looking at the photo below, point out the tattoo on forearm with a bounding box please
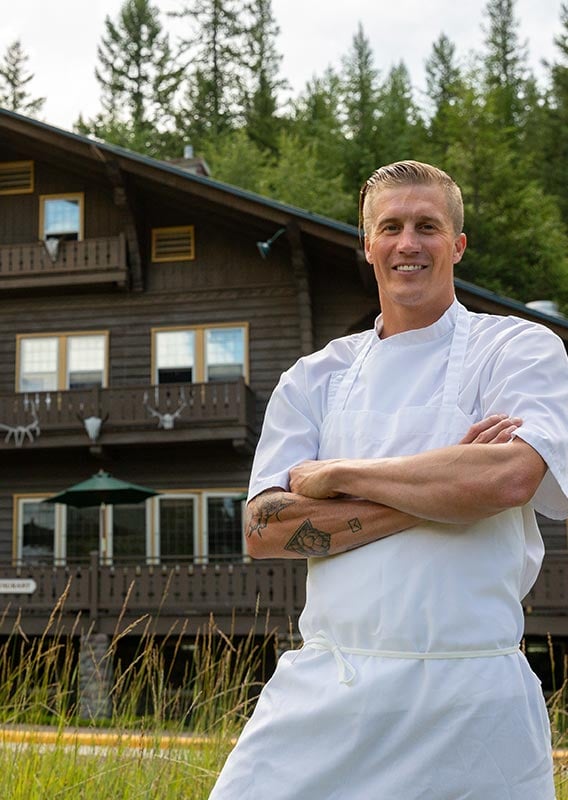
[284,519,331,556]
[247,494,295,538]
[348,517,362,533]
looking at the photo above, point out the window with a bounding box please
[66,506,99,561]
[155,495,199,561]
[0,160,34,195]
[152,226,195,262]
[204,493,244,561]
[16,498,55,564]
[39,193,84,242]
[156,330,195,383]
[153,324,247,384]
[17,332,108,392]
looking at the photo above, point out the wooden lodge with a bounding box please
[0,109,566,704]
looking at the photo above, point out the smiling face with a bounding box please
[364,183,467,337]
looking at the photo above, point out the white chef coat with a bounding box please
[210,299,568,800]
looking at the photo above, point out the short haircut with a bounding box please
[359,160,464,238]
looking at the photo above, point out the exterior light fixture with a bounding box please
[256,227,286,259]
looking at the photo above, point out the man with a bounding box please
[210,161,568,799]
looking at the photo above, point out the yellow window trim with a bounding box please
[0,160,34,195]
[151,225,195,263]
[151,322,249,384]
[15,330,110,392]
[38,192,85,241]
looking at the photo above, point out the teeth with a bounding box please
[395,265,424,272]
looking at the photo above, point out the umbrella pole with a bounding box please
[100,502,108,565]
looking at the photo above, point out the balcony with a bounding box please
[0,556,308,637]
[0,379,257,452]
[0,234,128,290]
[0,552,565,638]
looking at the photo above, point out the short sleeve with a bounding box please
[479,322,568,518]
[247,363,321,502]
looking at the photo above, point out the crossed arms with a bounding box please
[246,415,547,559]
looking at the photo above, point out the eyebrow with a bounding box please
[376,213,445,228]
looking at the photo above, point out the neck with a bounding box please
[379,299,455,339]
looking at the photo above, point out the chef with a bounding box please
[209,161,568,799]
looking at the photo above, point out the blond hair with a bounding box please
[359,160,464,238]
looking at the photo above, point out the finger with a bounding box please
[459,415,507,444]
[460,415,522,444]
[473,417,522,443]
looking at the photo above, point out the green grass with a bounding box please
[0,599,564,798]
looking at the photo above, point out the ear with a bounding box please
[364,235,373,264]
[452,233,467,265]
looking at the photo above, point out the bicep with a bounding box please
[248,372,321,500]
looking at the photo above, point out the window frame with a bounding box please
[16,330,110,392]
[39,192,85,241]
[151,323,249,385]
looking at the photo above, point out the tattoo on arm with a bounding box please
[247,493,295,538]
[284,519,331,557]
[348,517,362,533]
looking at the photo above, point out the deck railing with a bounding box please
[0,379,256,448]
[0,234,127,288]
[0,552,565,637]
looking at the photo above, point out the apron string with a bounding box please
[302,630,520,685]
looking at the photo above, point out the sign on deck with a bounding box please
[0,579,37,594]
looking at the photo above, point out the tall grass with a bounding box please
[0,584,277,798]
[0,590,565,798]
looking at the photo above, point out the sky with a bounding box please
[0,0,564,132]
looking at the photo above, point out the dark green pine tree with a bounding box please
[424,33,464,160]
[291,68,347,184]
[0,40,45,118]
[375,62,427,166]
[76,0,183,157]
[340,23,381,189]
[174,0,247,147]
[242,0,285,152]
[439,72,568,311]
[481,0,530,133]
[541,2,568,224]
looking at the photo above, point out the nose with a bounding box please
[397,225,420,253]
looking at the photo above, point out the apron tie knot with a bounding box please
[303,631,356,685]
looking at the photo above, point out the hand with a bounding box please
[459,414,522,445]
[289,459,342,499]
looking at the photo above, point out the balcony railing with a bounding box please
[0,552,565,638]
[0,555,308,636]
[0,379,257,450]
[0,234,128,289]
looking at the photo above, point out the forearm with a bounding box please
[246,490,418,559]
[317,440,546,524]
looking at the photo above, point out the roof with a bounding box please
[1,108,567,335]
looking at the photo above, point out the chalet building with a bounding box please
[0,109,566,709]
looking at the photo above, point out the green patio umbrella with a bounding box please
[45,470,160,562]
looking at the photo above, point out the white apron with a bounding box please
[210,304,555,800]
